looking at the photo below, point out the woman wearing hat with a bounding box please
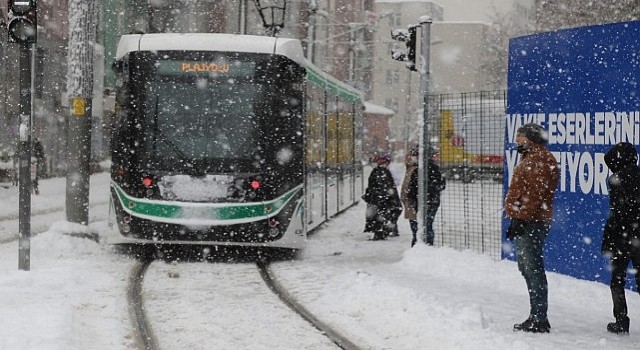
[362,154,402,240]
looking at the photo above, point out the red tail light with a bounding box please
[250,179,261,190]
[142,176,153,188]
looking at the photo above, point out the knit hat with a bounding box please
[377,154,391,164]
[517,123,547,144]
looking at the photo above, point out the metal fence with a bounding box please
[428,91,506,259]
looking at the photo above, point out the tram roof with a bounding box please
[115,33,306,67]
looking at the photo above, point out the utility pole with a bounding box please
[305,0,317,63]
[390,16,433,244]
[66,0,97,225]
[418,16,432,244]
[7,0,38,271]
[238,0,247,34]
[348,23,357,83]
[404,70,412,151]
[17,44,33,271]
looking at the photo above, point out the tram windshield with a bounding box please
[139,52,279,172]
[150,78,259,160]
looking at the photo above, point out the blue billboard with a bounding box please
[504,21,640,289]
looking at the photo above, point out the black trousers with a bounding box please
[610,244,640,320]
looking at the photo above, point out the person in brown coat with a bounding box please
[505,123,559,333]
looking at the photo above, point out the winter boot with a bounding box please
[607,316,629,334]
[513,317,550,333]
[371,231,386,241]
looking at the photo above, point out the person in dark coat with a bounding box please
[602,142,640,334]
[363,154,380,233]
[362,154,402,240]
[32,138,45,195]
[401,150,419,246]
[401,147,445,247]
[423,150,445,246]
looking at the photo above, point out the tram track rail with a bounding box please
[128,258,364,350]
[0,201,110,244]
[128,260,158,350]
[256,261,362,350]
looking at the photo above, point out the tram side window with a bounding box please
[337,98,354,167]
[326,95,339,168]
[353,103,364,165]
[305,83,325,169]
[112,58,134,163]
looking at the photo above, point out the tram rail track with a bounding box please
[0,201,110,244]
[128,258,364,350]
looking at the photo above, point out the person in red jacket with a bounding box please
[504,123,559,333]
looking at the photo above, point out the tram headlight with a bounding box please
[268,218,280,237]
[268,227,280,237]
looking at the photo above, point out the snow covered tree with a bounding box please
[534,0,640,32]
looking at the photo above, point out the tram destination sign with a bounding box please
[157,60,256,78]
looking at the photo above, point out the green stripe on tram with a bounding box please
[112,183,302,221]
[306,66,361,102]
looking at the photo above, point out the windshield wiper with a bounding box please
[153,96,203,175]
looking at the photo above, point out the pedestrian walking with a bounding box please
[601,142,640,334]
[363,154,379,234]
[388,157,403,237]
[362,154,402,240]
[504,123,559,333]
[401,149,419,246]
[401,147,445,246]
[32,138,45,195]
[423,148,445,246]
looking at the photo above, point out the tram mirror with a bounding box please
[112,61,124,73]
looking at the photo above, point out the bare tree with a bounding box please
[534,0,640,32]
[483,5,536,90]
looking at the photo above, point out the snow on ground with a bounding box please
[0,172,639,349]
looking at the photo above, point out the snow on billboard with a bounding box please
[504,21,640,289]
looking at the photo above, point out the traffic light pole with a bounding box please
[418,16,432,245]
[18,42,33,271]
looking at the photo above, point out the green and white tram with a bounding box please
[108,33,364,253]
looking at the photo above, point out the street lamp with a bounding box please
[252,0,287,36]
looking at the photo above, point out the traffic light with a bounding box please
[391,26,417,71]
[7,0,37,44]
